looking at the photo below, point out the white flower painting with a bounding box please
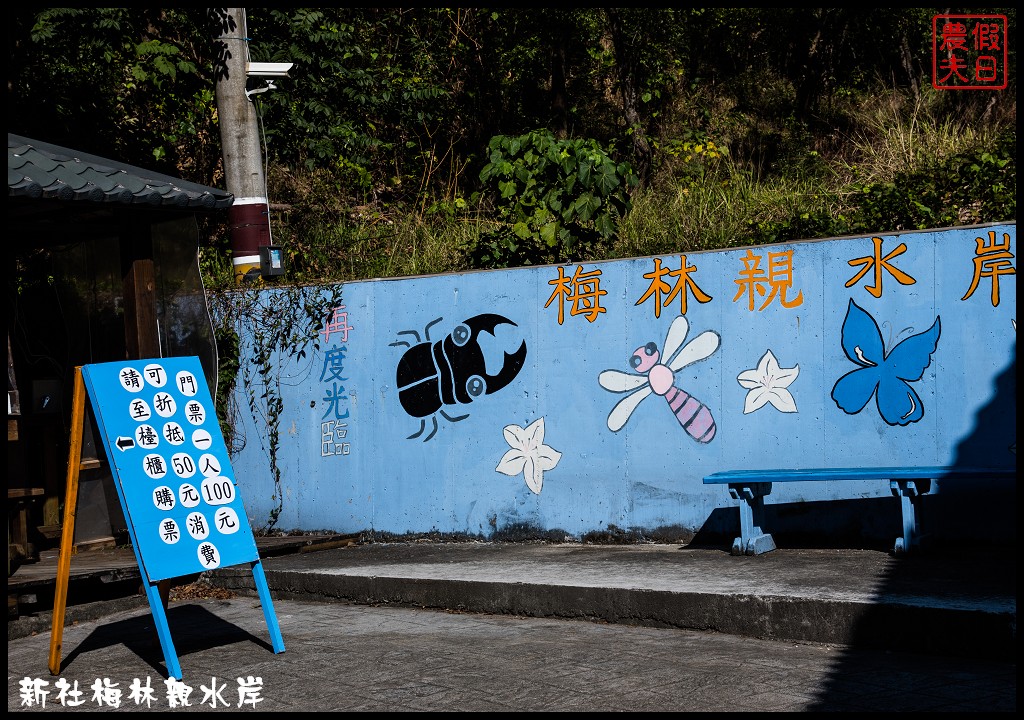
[737,349,799,414]
[496,417,562,494]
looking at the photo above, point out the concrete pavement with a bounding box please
[7,539,1017,711]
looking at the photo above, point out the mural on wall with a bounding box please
[831,299,941,426]
[737,350,800,414]
[223,224,1014,540]
[495,417,562,495]
[390,313,528,441]
[598,314,720,442]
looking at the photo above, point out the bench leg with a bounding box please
[728,482,776,555]
[890,479,932,553]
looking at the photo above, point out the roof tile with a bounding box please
[8,133,234,212]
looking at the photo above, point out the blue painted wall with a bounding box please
[224,224,1016,543]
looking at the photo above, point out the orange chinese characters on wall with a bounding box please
[961,230,1015,307]
[634,256,713,318]
[732,248,804,311]
[845,237,917,298]
[545,265,607,325]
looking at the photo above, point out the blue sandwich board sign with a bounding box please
[80,357,284,678]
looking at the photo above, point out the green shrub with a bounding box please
[473,130,640,267]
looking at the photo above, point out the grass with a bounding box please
[843,88,999,186]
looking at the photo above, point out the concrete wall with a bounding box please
[225,223,1016,545]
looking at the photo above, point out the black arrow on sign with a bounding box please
[116,436,135,451]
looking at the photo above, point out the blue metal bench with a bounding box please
[703,466,1015,556]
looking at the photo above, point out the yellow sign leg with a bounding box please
[48,367,86,675]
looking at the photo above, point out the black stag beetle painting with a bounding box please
[390,313,528,441]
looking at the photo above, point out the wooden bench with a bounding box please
[703,466,1015,556]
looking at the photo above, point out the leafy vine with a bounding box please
[208,283,344,531]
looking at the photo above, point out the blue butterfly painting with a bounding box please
[831,299,941,426]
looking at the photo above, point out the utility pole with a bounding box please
[212,7,270,285]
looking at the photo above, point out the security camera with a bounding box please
[246,62,294,78]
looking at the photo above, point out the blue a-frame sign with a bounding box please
[81,356,284,679]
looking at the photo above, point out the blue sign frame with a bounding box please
[81,356,283,678]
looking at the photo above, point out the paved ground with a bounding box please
[7,539,1017,712]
